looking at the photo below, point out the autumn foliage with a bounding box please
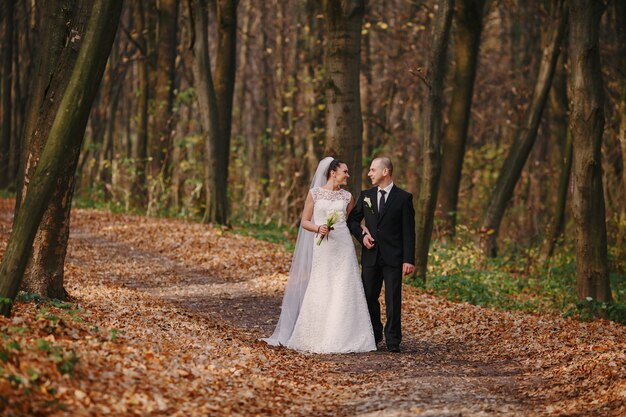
[0,200,624,415]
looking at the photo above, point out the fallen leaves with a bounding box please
[0,199,625,416]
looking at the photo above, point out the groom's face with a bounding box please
[368,161,385,186]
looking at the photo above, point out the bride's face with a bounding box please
[333,163,350,185]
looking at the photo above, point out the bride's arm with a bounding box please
[300,191,330,237]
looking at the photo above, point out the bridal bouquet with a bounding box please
[316,210,341,245]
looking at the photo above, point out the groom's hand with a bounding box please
[402,263,414,276]
[363,234,375,249]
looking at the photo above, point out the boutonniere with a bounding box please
[363,196,374,213]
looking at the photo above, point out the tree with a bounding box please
[187,0,236,225]
[213,0,238,224]
[436,0,487,238]
[0,1,14,189]
[616,1,626,210]
[541,54,572,265]
[479,0,567,257]
[322,0,365,194]
[150,0,179,180]
[414,0,455,281]
[0,0,123,316]
[15,1,92,298]
[567,0,611,303]
[188,0,221,224]
[131,0,151,207]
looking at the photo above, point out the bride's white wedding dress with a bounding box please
[285,187,376,354]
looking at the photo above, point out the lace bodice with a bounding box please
[310,187,351,226]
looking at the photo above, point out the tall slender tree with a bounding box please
[479,0,567,257]
[188,0,221,224]
[567,0,611,303]
[0,0,123,316]
[150,0,179,179]
[322,0,365,194]
[213,0,238,224]
[132,0,150,207]
[0,1,14,189]
[541,54,572,264]
[616,1,626,201]
[436,0,487,238]
[414,0,455,281]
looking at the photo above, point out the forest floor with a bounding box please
[0,198,625,416]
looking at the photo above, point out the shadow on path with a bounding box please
[69,226,530,416]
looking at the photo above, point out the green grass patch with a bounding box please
[230,220,297,251]
[416,227,626,325]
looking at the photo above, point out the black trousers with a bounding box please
[362,255,402,347]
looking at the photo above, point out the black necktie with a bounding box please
[379,189,386,216]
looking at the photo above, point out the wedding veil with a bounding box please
[261,156,334,346]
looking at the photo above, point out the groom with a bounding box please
[348,157,415,352]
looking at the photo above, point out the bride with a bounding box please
[262,157,376,353]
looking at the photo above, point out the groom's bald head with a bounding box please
[372,157,393,176]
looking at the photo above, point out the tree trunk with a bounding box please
[15,1,91,299]
[0,1,14,189]
[322,0,365,194]
[0,0,123,316]
[542,54,571,265]
[132,0,149,208]
[479,1,567,257]
[613,1,626,257]
[414,0,455,281]
[436,0,486,238]
[150,0,179,179]
[188,0,220,224]
[212,0,238,224]
[567,0,611,303]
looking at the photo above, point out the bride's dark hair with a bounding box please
[326,159,344,180]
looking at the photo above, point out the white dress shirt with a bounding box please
[377,182,394,209]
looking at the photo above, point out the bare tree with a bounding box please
[150,0,179,179]
[414,0,455,281]
[567,0,611,303]
[0,1,14,189]
[479,0,567,257]
[188,0,221,223]
[322,0,365,193]
[437,0,487,238]
[213,0,238,223]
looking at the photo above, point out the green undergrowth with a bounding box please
[230,221,296,251]
[409,225,626,325]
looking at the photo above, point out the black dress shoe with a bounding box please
[387,344,400,353]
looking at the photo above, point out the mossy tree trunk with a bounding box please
[0,0,123,316]
[15,1,92,299]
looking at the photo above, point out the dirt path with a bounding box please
[3,203,624,415]
[67,210,531,416]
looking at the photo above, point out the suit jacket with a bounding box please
[348,185,416,268]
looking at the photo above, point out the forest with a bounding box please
[0,0,625,415]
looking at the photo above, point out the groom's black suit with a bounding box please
[348,185,415,348]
